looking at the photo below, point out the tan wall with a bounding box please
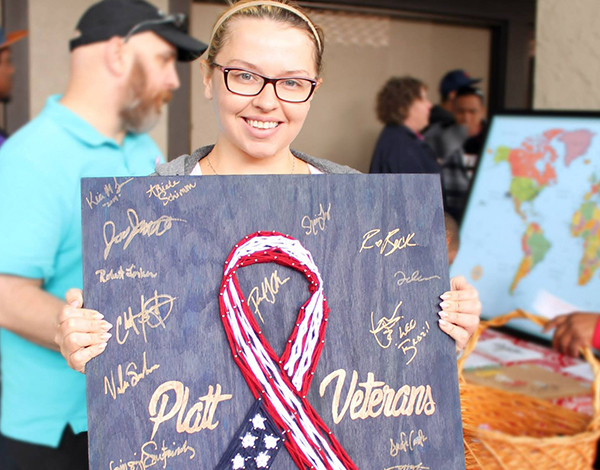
[534,0,600,110]
[28,0,169,156]
[190,4,491,172]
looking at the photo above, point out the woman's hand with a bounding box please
[543,312,600,357]
[438,276,481,352]
[55,288,112,373]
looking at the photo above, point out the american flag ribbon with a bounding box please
[217,232,357,470]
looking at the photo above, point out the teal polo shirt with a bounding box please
[0,95,163,447]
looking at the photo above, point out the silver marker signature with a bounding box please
[85,177,133,210]
[394,270,441,287]
[103,209,186,260]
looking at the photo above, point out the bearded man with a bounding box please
[0,27,27,146]
[0,1,206,468]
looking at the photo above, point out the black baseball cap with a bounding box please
[69,0,207,62]
[439,70,481,97]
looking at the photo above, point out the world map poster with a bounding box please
[452,113,600,338]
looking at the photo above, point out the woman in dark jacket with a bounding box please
[370,76,440,175]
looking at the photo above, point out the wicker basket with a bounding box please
[458,309,600,470]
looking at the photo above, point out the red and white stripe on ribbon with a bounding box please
[219,231,358,470]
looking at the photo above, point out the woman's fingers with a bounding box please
[442,287,479,303]
[59,317,110,336]
[65,288,84,308]
[56,307,108,346]
[438,318,470,351]
[450,275,469,288]
[438,311,479,351]
[440,276,481,351]
[57,303,102,325]
[55,300,111,374]
[63,330,112,353]
[440,298,482,317]
[443,277,480,309]
[69,343,108,374]
[439,311,480,332]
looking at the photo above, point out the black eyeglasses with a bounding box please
[213,63,318,103]
[123,13,187,43]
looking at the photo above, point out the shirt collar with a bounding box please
[399,124,421,140]
[41,95,128,148]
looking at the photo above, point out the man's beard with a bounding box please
[120,59,172,134]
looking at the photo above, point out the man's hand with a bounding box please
[543,312,600,357]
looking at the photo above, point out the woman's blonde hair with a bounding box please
[206,0,325,75]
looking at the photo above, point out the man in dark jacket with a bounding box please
[428,69,481,130]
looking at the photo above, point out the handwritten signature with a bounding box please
[398,321,431,365]
[301,203,331,235]
[382,464,430,470]
[248,270,291,323]
[104,351,160,400]
[146,180,197,207]
[390,430,428,456]
[85,177,133,210]
[370,302,404,349]
[394,270,440,287]
[360,229,417,256]
[115,291,176,345]
[109,439,196,470]
[95,264,158,283]
[370,302,432,365]
[103,209,186,260]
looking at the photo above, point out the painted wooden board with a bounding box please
[82,174,465,470]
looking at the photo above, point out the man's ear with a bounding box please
[104,36,130,77]
[200,59,214,100]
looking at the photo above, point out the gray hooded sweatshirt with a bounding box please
[154,145,360,176]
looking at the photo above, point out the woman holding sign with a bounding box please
[56,0,481,377]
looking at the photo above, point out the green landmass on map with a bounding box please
[570,177,600,285]
[493,146,510,163]
[509,223,551,293]
[510,177,540,206]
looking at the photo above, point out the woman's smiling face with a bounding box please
[203,17,320,161]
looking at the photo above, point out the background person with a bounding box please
[0,0,206,468]
[0,26,27,145]
[369,76,439,174]
[0,25,27,466]
[428,69,481,130]
[444,212,460,266]
[55,0,481,388]
[453,85,487,164]
[544,312,600,358]
[428,86,487,223]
